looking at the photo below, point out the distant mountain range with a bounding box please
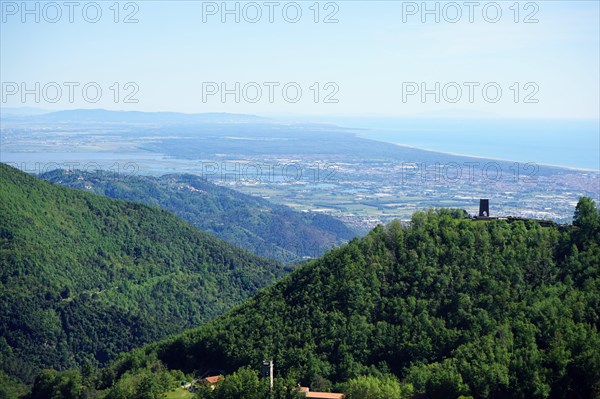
[41,169,357,263]
[0,108,267,124]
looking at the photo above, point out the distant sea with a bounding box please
[326,117,600,171]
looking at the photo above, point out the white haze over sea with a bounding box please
[304,117,599,172]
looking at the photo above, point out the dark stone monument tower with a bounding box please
[479,199,490,217]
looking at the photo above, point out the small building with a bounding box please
[202,375,223,389]
[299,387,344,399]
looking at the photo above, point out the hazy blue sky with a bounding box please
[1,1,599,118]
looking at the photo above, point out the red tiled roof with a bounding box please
[305,392,344,399]
[204,375,222,384]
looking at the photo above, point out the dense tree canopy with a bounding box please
[0,163,285,384]
[4,160,599,398]
[41,169,356,263]
[90,198,599,399]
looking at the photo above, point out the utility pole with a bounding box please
[262,359,274,391]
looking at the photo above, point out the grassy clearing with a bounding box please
[164,387,195,399]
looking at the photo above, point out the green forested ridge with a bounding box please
[4,159,599,398]
[41,169,356,263]
[69,199,598,399]
[0,163,286,384]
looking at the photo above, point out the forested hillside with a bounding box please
[41,169,356,263]
[0,163,286,384]
[66,199,599,399]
